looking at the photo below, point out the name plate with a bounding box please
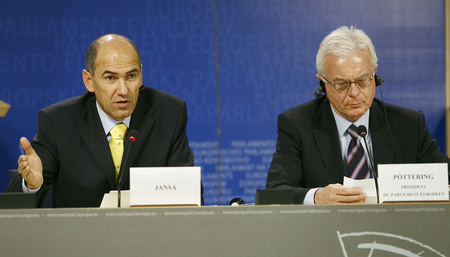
[130,167,201,206]
[378,163,449,203]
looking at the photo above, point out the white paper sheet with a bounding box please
[100,190,130,208]
[343,177,378,204]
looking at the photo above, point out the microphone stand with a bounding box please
[358,126,379,203]
[117,131,137,207]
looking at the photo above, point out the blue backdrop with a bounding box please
[0,0,445,205]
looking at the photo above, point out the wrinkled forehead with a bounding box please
[94,40,140,73]
[323,51,373,77]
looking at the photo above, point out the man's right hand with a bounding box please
[314,183,366,205]
[17,137,43,189]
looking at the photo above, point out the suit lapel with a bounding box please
[312,100,346,183]
[370,101,397,169]
[117,96,155,189]
[78,96,116,188]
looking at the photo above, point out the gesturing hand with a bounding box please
[17,137,43,189]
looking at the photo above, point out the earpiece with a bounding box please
[313,80,326,97]
[374,74,383,87]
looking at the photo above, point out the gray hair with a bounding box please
[316,26,378,76]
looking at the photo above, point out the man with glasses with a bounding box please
[266,26,449,205]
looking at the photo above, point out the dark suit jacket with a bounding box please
[6,86,201,207]
[266,96,450,204]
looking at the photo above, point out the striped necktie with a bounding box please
[346,124,370,179]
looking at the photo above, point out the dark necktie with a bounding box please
[346,124,370,179]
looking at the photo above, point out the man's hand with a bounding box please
[17,137,43,189]
[314,183,366,204]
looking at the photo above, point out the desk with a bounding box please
[0,203,448,256]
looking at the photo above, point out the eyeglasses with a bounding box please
[321,75,374,93]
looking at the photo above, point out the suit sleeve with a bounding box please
[167,101,194,167]
[31,108,59,207]
[266,112,310,204]
[4,175,23,192]
[416,112,450,183]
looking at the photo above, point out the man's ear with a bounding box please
[82,69,94,93]
[315,74,322,82]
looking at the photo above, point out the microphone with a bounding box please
[117,129,139,207]
[228,197,245,206]
[357,125,379,203]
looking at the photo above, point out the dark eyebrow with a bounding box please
[102,70,118,76]
[126,68,140,74]
[101,68,140,77]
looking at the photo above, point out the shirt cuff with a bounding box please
[22,179,40,193]
[303,188,320,205]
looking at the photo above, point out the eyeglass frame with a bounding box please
[320,73,375,93]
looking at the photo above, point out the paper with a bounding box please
[343,177,378,204]
[99,190,130,208]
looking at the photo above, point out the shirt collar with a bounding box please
[331,106,370,138]
[96,101,131,135]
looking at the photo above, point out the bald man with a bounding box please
[6,34,202,207]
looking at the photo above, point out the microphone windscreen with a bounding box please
[357,125,367,137]
[128,129,139,141]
